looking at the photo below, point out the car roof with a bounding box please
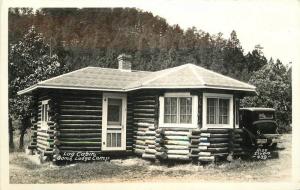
[240,107,275,112]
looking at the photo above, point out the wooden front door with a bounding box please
[102,93,127,151]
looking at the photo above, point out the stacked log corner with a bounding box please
[51,95,60,162]
[198,128,245,163]
[27,95,38,152]
[27,123,38,152]
[141,123,157,160]
[37,94,57,162]
[189,129,201,161]
[131,92,158,158]
[36,98,57,161]
[154,128,167,160]
[232,128,245,156]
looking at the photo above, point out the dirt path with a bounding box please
[9,134,292,184]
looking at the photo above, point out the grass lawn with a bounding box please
[9,134,292,184]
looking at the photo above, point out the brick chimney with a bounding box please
[117,54,132,71]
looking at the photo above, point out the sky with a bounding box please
[136,0,300,66]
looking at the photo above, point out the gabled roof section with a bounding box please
[17,67,150,95]
[125,64,256,91]
[18,63,256,95]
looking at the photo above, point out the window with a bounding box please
[159,93,198,128]
[41,100,49,129]
[258,112,274,120]
[41,101,49,122]
[164,97,192,124]
[106,132,121,147]
[107,98,122,125]
[203,93,233,128]
[206,98,229,124]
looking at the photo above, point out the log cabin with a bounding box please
[18,54,256,163]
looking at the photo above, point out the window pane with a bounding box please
[207,98,217,124]
[41,104,49,122]
[180,115,186,123]
[179,97,192,124]
[164,97,177,123]
[171,98,177,114]
[117,133,121,147]
[171,115,177,123]
[108,99,122,125]
[219,99,229,124]
[186,115,192,123]
[112,133,116,147]
[164,98,171,114]
[187,98,192,114]
[107,133,112,147]
[106,132,121,147]
[165,115,171,123]
[180,101,186,114]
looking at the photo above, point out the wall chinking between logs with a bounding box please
[53,90,103,159]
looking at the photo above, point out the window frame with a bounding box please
[202,93,233,128]
[102,92,127,151]
[107,98,122,126]
[159,92,198,128]
[41,100,49,130]
[235,98,240,128]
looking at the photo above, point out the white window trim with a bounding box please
[41,100,49,130]
[159,92,198,128]
[102,92,127,151]
[202,93,233,129]
[235,98,240,128]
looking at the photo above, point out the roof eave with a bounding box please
[17,84,38,95]
[18,84,125,95]
[125,85,256,93]
[18,84,256,95]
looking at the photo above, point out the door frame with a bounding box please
[101,92,127,151]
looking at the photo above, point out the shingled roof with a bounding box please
[18,63,256,95]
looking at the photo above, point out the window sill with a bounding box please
[159,123,198,128]
[203,124,233,129]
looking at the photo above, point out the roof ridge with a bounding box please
[195,64,256,89]
[188,63,206,85]
[140,64,189,86]
[86,66,152,73]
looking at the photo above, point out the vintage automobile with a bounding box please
[239,107,281,148]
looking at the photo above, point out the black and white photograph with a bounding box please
[1,0,299,189]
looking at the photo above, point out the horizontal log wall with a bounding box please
[30,88,247,163]
[55,91,103,154]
